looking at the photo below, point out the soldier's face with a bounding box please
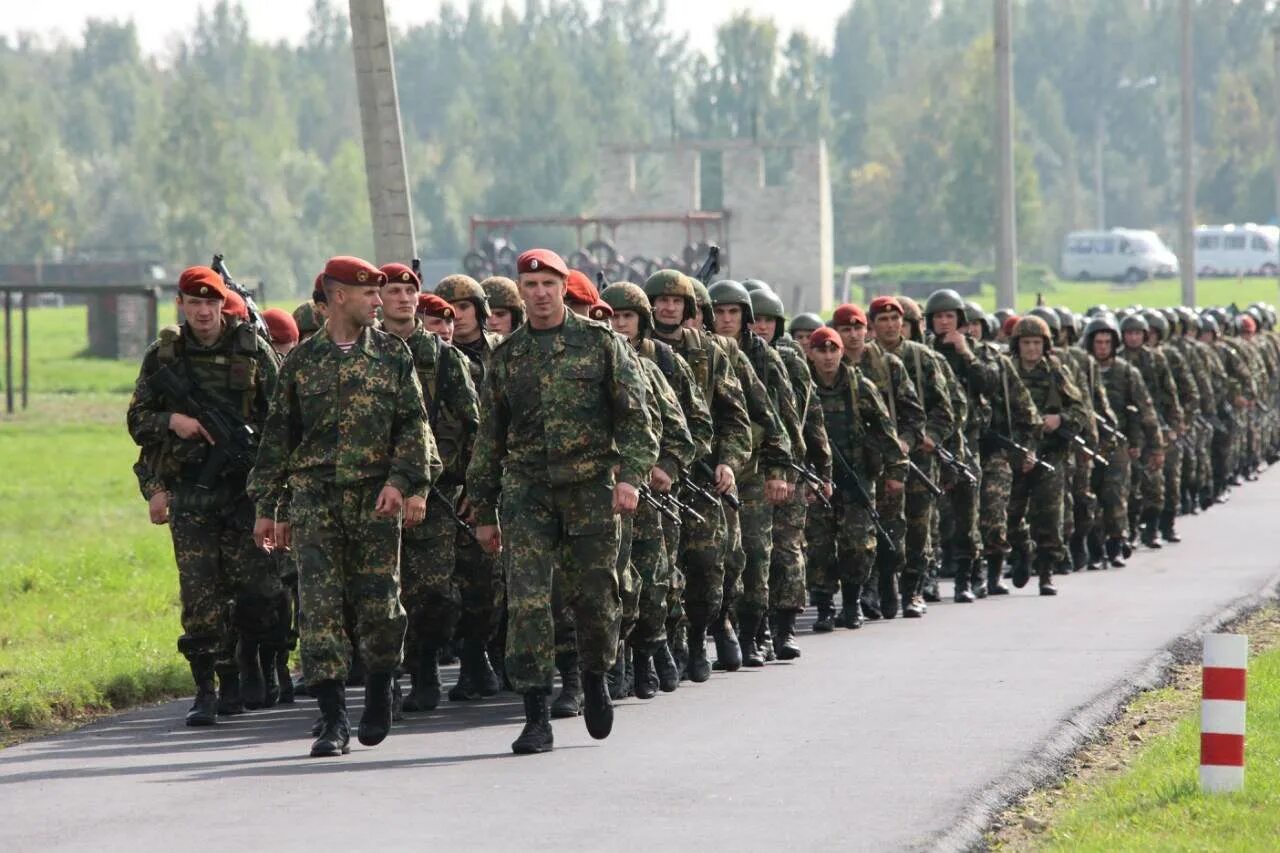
[178,295,224,339]
[487,307,514,336]
[1199,331,1215,344]
[451,299,480,339]
[653,295,685,327]
[1018,336,1044,364]
[381,282,417,324]
[334,285,382,327]
[713,304,743,337]
[750,317,775,339]
[931,311,958,336]
[518,271,567,328]
[1091,333,1115,361]
[874,311,902,344]
[610,310,641,341]
[794,328,813,352]
[968,321,984,339]
[1123,329,1146,350]
[423,314,454,342]
[836,323,866,353]
[811,343,843,379]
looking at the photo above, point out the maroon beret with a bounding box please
[178,266,229,301]
[262,308,300,345]
[417,293,455,320]
[516,248,569,278]
[323,256,386,288]
[379,262,420,290]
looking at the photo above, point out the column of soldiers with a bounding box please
[129,253,1280,758]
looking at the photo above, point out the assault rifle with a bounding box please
[211,253,268,337]
[660,489,706,524]
[790,462,832,508]
[1053,423,1109,466]
[428,488,477,542]
[935,445,978,488]
[602,482,684,525]
[692,245,720,284]
[829,444,896,555]
[693,459,742,511]
[907,458,943,497]
[148,364,259,491]
[985,431,1056,474]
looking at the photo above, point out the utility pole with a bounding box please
[1094,109,1106,229]
[349,0,416,264]
[994,0,1017,310]
[1272,26,1280,292]
[1179,0,1196,306]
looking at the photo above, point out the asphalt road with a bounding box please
[4,473,1280,852]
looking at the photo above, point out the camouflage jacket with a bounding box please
[813,361,907,485]
[391,320,478,489]
[933,335,1001,439]
[1096,357,1163,452]
[852,342,927,450]
[453,329,504,386]
[466,308,658,525]
[639,357,696,482]
[973,340,1040,447]
[877,336,957,447]
[1119,345,1184,433]
[1160,343,1201,433]
[634,336,715,464]
[776,336,832,480]
[1167,336,1218,416]
[658,327,753,475]
[1013,353,1088,454]
[719,333,792,481]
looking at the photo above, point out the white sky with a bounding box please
[1,1,851,58]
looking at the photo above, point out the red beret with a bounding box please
[565,270,599,306]
[1240,315,1257,333]
[379,262,420,290]
[589,300,613,321]
[1001,315,1020,337]
[516,248,569,278]
[221,289,249,321]
[178,266,229,301]
[262,307,299,345]
[417,292,455,320]
[311,273,327,304]
[809,326,844,351]
[868,296,903,319]
[323,256,386,288]
[832,303,867,328]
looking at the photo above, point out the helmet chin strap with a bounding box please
[654,319,682,335]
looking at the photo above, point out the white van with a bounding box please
[1194,224,1279,277]
[1061,228,1180,282]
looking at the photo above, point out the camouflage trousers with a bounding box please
[1096,441,1132,539]
[805,495,876,609]
[629,518,672,647]
[734,477,774,623]
[455,532,504,644]
[870,484,907,591]
[903,453,937,574]
[1008,450,1067,565]
[400,489,460,668]
[678,484,727,628]
[1131,447,1165,515]
[979,447,1014,556]
[1161,441,1182,515]
[169,495,288,662]
[940,451,981,561]
[768,491,808,613]
[1064,452,1097,542]
[501,473,621,692]
[291,482,407,685]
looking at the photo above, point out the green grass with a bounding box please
[0,305,140,396]
[1039,646,1280,850]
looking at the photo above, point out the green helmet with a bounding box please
[741,278,771,293]
[643,269,697,322]
[923,288,967,323]
[600,282,652,328]
[293,302,321,337]
[750,288,786,320]
[1010,315,1053,350]
[1119,313,1149,334]
[1027,306,1061,334]
[708,279,754,324]
[962,301,991,338]
[1198,313,1220,337]
[480,276,522,310]
[435,274,490,319]
[790,313,824,335]
[1082,314,1121,351]
[1143,309,1169,340]
[1055,307,1079,341]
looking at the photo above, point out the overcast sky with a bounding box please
[2,1,852,58]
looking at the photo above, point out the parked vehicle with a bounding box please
[1061,228,1179,282]
[1194,224,1279,277]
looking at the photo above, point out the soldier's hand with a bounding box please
[1235,395,1248,409]
[458,496,475,524]
[404,495,427,528]
[276,522,291,550]
[821,481,834,500]
[476,524,502,554]
[899,438,911,454]
[650,466,674,494]
[764,478,789,504]
[919,435,936,453]
[1043,414,1062,433]
[253,517,276,552]
[1128,447,1141,460]
[714,464,736,495]
[884,479,905,495]
[147,491,170,525]
[944,330,969,356]
[1020,454,1037,474]
[613,482,640,515]
[169,413,214,444]
[375,485,404,518]
[1150,452,1165,469]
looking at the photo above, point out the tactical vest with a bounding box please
[156,321,261,420]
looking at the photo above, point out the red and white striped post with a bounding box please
[1200,633,1248,792]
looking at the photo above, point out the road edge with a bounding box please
[923,571,1280,853]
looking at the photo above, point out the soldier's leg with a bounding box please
[1139,450,1165,547]
[834,503,876,627]
[736,478,773,665]
[342,486,407,677]
[1027,456,1066,594]
[876,489,907,617]
[980,449,1014,593]
[948,475,981,601]
[678,498,725,682]
[499,477,561,694]
[219,498,288,710]
[400,509,458,711]
[805,499,838,632]
[1069,456,1096,571]
[1160,442,1183,541]
[291,496,352,687]
[1006,465,1033,588]
[168,508,232,723]
[452,532,504,701]
[1099,441,1131,566]
[767,494,806,659]
[630,532,670,696]
[902,456,936,612]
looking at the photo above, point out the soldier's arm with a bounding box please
[1131,368,1163,451]
[126,347,171,447]
[1091,362,1118,426]
[1003,356,1043,444]
[673,356,715,462]
[250,343,281,427]
[860,377,907,482]
[710,353,753,474]
[1155,355,1184,430]
[937,354,968,437]
[441,344,481,483]
[768,350,806,465]
[650,367,696,478]
[608,333,660,489]
[1056,367,1089,435]
[888,357,926,448]
[803,386,833,481]
[736,351,791,478]
[247,355,300,519]
[920,351,957,444]
[465,356,510,526]
[387,351,438,500]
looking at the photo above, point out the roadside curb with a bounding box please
[924,571,1280,852]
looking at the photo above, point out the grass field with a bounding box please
[1033,643,1280,850]
[964,275,1280,314]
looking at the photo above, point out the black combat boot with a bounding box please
[216,664,244,715]
[607,642,629,701]
[447,638,476,702]
[259,644,281,708]
[901,572,926,618]
[922,564,942,603]
[1140,509,1163,549]
[357,671,394,747]
[812,596,836,633]
[1009,546,1032,589]
[712,610,742,672]
[970,559,988,599]
[986,554,1010,596]
[668,622,689,682]
[878,571,900,619]
[632,644,657,700]
[838,585,864,628]
[237,638,266,710]
[1037,559,1058,596]
[345,647,366,687]
[185,656,218,727]
[953,560,975,603]
[739,613,765,667]
[276,649,295,704]
[1159,510,1181,543]
[859,583,884,621]
[1105,537,1127,568]
[582,671,614,740]
[473,644,502,696]
[686,620,712,683]
[652,641,680,692]
[511,690,554,754]
[757,616,776,663]
[309,680,350,757]
[550,650,583,718]
[773,610,802,660]
[1069,533,1088,572]
[1085,529,1105,571]
[403,645,441,712]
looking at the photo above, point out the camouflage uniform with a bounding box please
[466,308,657,693]
[247,324,440,685]
[1151,313,1198,540]
[1118,325,1183,544]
